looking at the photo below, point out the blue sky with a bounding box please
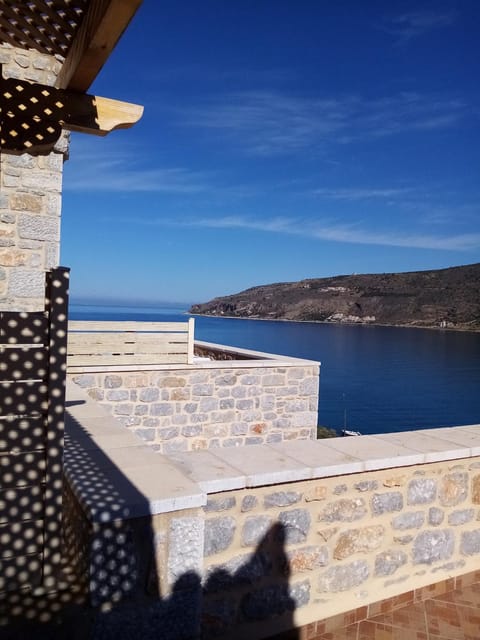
[61,1,480,305]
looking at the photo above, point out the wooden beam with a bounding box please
[56,0,143,92]
[1,73,143,152]
[64,94,144,136]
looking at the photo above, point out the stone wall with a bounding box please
[61,453,480,639]
[0,43,68,311]
[70,360,320,452]
[197,458,480,634]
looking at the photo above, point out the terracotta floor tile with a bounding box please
[424,600,466,640]
[368,602,427,633]
[315,622,359,640]
[358,620,427,639]
[433,583,480,609]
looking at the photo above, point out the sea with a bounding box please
[70,303,480,436]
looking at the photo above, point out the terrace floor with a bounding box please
[302,571,480,639]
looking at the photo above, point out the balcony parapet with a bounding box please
[63,381,480,638]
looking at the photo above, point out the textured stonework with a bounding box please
[70,362,320,451]
[0,43,68,311]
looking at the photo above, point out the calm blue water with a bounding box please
[70,304,480,435]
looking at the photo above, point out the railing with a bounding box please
[0,267,69,592]
[67,318,195,371]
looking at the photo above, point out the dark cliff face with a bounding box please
[190,263,480,330]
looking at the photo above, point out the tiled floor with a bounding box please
[314,581,480,640]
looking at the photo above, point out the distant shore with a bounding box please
[189,312,480,334]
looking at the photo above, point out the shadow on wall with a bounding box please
[1,401,300,640]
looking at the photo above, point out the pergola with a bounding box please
[0,0,143,153]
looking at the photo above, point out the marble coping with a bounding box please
[64,380,480,522]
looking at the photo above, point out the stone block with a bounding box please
[334,525,385,560]
[371,492,403,515]
[204,517,236,556]
[460,530,480,556]
[113,403,133,416]
[10,193,43,213]
[236,399,254,410]
[220,399,234,410]
[7,268,44,297]
[261,374,285,386]
[72,374,96,389]
[439,472,468,506]
[232,387,247,399]
[472,475,480,503]
[215,374,237,386]
[318,560,369,592]
[392,511,425,530]
[278,509,311,544]
[18,213,59,240]
[204,497,236,513]
[172,388,190,401]
[168,517,204,585]
[230,422,248,436]
[333,484,348,495]
[428,507,445,526]
[299,377,319,396]
[408,478,437,505]
[374,550,408,576]
[241,495,258,512]
[192,384,214,396]
[448,509,474,526]
[204,550,271,592]
[151,403,174,417]
[355,480,379,492]
[139,387,160,402]
[287,546,328,573]
[318,498,367,523]
[157,427,179,440]
[413,530,454,565]
[242,516,272,547]
[222,437,244,447]
[160,376,187,388]
[0,249,29,266]
[106,389,129,401]
[181,424,202,437]
[104,375,123,389]
[264,491,302,509]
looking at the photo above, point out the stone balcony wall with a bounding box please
[0,43,68,311]
[69,346,320,453]
[58,386,480,639]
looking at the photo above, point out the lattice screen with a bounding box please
[0,0,88,57]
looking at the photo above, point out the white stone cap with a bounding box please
[169,425,480,493]
[64,380,480,521]
[64,380,206,522]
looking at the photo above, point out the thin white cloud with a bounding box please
[383,10,457,44]
[313,187,414,201]
[64,148,211,193]
[128,214,480,252]
[179,90,468,156]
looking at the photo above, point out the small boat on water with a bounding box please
[341,401,361,436]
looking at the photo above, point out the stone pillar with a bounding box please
[0,43,69,311]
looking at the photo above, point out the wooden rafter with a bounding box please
[56,0,143,91]
[1,71,143,153]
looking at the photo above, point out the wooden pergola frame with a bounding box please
[0,0,144,149]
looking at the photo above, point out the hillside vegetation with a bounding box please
[190,263,480,331]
